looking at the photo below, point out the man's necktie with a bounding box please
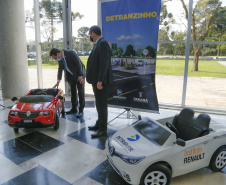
[62,59,67,81]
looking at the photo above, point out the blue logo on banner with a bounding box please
[117,89,122,95]
[127,134,140,141]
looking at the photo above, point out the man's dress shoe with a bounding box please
[76,112,84,117]
[88,125,99,131]
[91,130,107,138]
[65,109,77,114]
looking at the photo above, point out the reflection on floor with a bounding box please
[0,97,226,185]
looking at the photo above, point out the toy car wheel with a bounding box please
[54,113,59,130]
[61,98,65,115]
[140,163,171,185]
[209,146,226,172]
[14,128,19,133]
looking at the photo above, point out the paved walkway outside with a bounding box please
[28,67,226,111]
[218,61,226,67]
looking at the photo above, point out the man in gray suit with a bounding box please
[50,48,85,117]
[86,25,113,138]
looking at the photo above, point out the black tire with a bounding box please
[61,98,65,115]
[54,113,59,130]
[140,164,172,185]
[138,115,142,120]
[209,146,226,172]
[14,128,19,133]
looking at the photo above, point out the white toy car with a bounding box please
[106,108,226,185]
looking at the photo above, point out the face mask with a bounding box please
[56,58,62,61]
[90,35,93,42]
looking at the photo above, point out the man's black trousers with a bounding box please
[69,79,85,113]
[92,84,109,132]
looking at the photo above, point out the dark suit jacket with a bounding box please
[86,37,113,85]
[57,50,85,83]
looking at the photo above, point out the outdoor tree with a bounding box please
[111,43,118,56]
[160,0,176,27]
[76,26,93,52]
[158,29,172,55]
[40,20,56,43]
[40,0,83,45]
[158,0,176,47]
[117,47,123,57]
[25,10,34,28]
[40,0,63,45]
[208,6,226,56]
[77,27,89,38]
[146,46,156,58]
[180,0,222,71]
[172,31,187,56]
[137,48,143,57]
[124,44,135,57]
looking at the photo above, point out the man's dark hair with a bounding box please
[49,48,61,56]
[89,25,101,36]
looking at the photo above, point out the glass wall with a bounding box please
[70,0,97,95]
[24,0,65,91]
[186,45,226,110]
[156,0,187,105]
[39,0,65,90]
[25,0,226,112]
[24,0,37,89]
[156,0,226,111]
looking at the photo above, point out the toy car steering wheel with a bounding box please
[166,122,179,137]
[37,91,47,95]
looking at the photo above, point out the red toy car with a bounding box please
[8,88,65,132]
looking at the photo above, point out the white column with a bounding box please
[97,0,102,29]
[62,0,71,95]
[0,0,29,98]
[181,0,193,107]
[34,0,43,88]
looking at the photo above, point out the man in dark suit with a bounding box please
[86,25,113,138]
[50,48,85,117]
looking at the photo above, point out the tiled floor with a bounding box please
[0,94,226,185]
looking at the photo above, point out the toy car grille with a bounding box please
[18,112,40,118]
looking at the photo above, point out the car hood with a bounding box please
[109,125,164,157]
[12,102,53,112]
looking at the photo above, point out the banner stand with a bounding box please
[108,108,141,124]
[0,104,5,109]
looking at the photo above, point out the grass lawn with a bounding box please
[28,56,89,69]
[156,60,226,78]
[28,57,226,78]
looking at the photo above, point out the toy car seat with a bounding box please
[30,89,43,95]
[45,88,58,97]
[168,108,212,141]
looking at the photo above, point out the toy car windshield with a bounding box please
[19,95,53,103]
[134,118,171,146]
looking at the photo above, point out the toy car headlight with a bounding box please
[39,111,50,116]
[117,153,145,165]
[9,111,18,116]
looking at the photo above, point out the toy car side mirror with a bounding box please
[176,138,186,147]
[11,97,18,101]
[58,95,63,100]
